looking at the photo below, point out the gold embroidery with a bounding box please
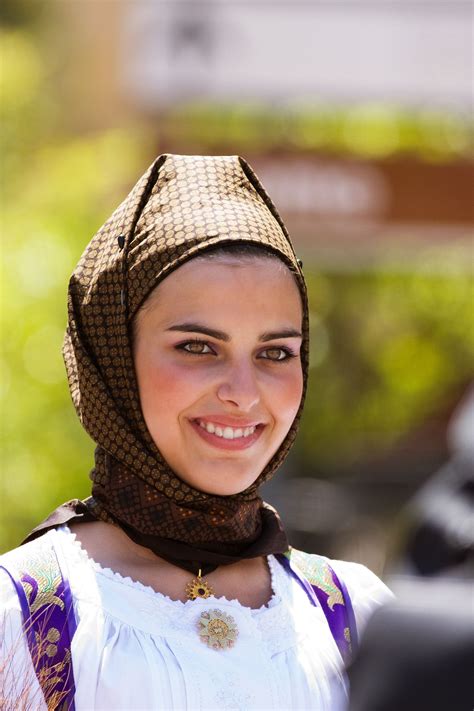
[34,626,61,660]
[46,643,58,658]
[4,541,74,710]
[46,628,61,643]
[20,548,65,614]
[289,549,344,611]
[42,627,61,658]
[344,626,352,650]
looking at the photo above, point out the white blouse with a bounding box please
[1,526,392,711]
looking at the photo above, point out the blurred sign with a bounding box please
[250,157,389,218]
[246,155,474,226]
[122,1,472,109]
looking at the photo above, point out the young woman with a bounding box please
[1,154,391,710]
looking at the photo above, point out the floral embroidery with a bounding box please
[1,538,76,709]
[288,549,344,611]
[20,548,65,615]
[213,675,254,709]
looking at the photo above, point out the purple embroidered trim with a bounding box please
[338,570,359,651]
[0,539,77,710]
[276,551,357,664]
[1,564,34,648]
[53,537,78,676]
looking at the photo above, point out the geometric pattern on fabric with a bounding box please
[61,154,310,571]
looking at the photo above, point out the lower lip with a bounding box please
[189,420,264,450]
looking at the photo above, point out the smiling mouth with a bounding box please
[190,418,264,449]
[196,419,258,440]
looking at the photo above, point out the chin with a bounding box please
[179,466,259,497]
[190,479,256,497]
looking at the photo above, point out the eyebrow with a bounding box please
[166,323,302,342]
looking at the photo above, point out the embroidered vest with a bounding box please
[1,537,357,710]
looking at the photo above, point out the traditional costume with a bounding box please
[0,155,391,710]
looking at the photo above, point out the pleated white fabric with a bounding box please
[0,527,392,711]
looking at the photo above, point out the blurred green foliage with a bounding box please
[0,0,44,29]
[0,127,151,549]
[301,270,473,470]
[0,28,154,549]
[164,103,473,161]
[1,28,473,551]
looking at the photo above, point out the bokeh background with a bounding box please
[1,0,473,573]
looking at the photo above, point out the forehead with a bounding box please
[139,255,302,325]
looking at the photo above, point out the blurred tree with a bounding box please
[300,270,473,471]
[161,103,473,161]
[0,0,45,28]
[0,28,153,549]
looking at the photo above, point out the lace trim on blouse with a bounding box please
[58,525,302,656]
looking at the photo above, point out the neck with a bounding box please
[69,520,273,608]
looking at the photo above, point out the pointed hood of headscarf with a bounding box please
[28,154,309,574]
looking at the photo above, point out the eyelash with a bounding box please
[175,339,298,362]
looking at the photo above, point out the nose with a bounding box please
[216,359,261,412]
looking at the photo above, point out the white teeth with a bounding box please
[197,421,257,439]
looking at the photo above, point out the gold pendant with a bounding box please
[185,569,214,601]
[198,609,239,650]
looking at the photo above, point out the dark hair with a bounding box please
[192,242,285,262]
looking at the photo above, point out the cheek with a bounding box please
[137,357,205,426]
[267,367,304,425]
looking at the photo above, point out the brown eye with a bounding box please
[181,341,213,355]
[261,347,289,361]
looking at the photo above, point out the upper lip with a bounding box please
[193,416,263,428]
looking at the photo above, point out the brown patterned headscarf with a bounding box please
[27,154,309,574]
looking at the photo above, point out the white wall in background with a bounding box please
[120,1,472,110]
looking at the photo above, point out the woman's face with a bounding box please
[133,255,304,495]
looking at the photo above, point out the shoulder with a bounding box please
[0,529,63,611]
[288,548,392,601]
[329,558,393,612]
[1,530,54,578]
[1,529,59,581]
[287,548,394,632]
[0,526,85,612]
[0,538,54,711]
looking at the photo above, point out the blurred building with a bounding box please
[55,1,472,115]
[50,0,472,268]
